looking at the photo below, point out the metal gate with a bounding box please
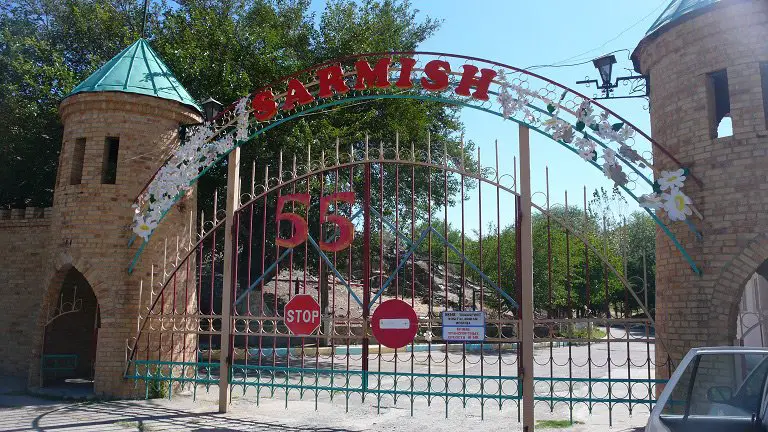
[125,132,664,426]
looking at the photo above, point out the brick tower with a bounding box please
[633,0,768,379]
[27,39,201,397]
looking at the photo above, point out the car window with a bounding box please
[734,356,768,406]
[662,357,695,415]
[661,352,768,417]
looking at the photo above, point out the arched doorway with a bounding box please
[41,267,99,390]
[736,260,768,346]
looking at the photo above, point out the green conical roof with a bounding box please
[66,39,202,113]
[646,0,721,36]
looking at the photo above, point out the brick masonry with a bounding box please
[0,208,53,376]
[634,0,768,378]
[0,92,200,397]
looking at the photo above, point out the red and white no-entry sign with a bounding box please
[283,294,321,336]
[371,299,418,349]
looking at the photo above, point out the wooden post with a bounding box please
[519,125,535,430]
[219,147,240,413]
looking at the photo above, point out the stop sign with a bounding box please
[371,299,418,349]
[283,294,321,336]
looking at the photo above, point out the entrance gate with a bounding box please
[125,52,700,429]
[228,146,525,418]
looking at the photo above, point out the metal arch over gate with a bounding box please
[129,52,702,275]
[125,52,689,430]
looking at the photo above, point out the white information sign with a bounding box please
[441,311,485,342]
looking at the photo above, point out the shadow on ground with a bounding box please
[0,397,361,432]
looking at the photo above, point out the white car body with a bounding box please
[647,346,768,432]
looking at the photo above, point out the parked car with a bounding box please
[647,347,768,432]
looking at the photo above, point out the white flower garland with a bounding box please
[133,97,251,240]
[639,168,693,222]
[132,70,695,241]
[494,72,691,223]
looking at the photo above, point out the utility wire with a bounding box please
[522,0,669,70]
[524,49,630,71]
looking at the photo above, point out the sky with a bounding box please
[311,0,672,232]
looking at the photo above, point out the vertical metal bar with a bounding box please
[495,140,503,412]
[546,167,552,316]
[362,162,372,397]
[258,169,268,403]
[603,214,613,425]
[477,146,484,419]
[219,147,240,413]
[565,190,574,423]
[518,125,535,431]
[460,137,466,407]
[515,194,523,423]
[443,145,450,418]
[546,168,554,412]
[410,143,416,414]
[584,186,593,411]
[427,133,434,406]
[377,150,384,410]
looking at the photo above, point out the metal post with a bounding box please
[642,251,648,310]
[362,162,372,395]
[519,125,535,431]
[219,147,240,413]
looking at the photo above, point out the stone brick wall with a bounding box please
[634,0,768,378]
[0,208,52,376]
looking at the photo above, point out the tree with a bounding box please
[0,0,469,212]
[0,0,141,207]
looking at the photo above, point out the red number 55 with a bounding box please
[274,192,355,251]
[319,192,355,252]
[275,193,310,248]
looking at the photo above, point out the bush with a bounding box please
[148,380,168,399]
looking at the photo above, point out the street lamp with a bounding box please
[201,97,223,122]
[576,54,648,100]
[180,97,224,144]
[593,54,617,89]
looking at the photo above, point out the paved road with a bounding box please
[0,326,653,431]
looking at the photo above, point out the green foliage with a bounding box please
[0,0,467,210]
[147,379,168,399]
[1,0,140,206]
[536,419,584,429]
[558,325,606,339]
[434,187,655,318]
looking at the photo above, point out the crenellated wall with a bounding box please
[0,207,53,376]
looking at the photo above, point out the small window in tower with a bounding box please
[761,63,768,130]
[707,69,732,138]
[102,137,119,184]
[69,138,86,185]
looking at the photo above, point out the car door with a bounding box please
[658,352,768,432]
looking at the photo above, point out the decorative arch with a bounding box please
[718,233,768,342]
[128,52,703,274]
[29,252,110,388]
[32,258,101,388]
